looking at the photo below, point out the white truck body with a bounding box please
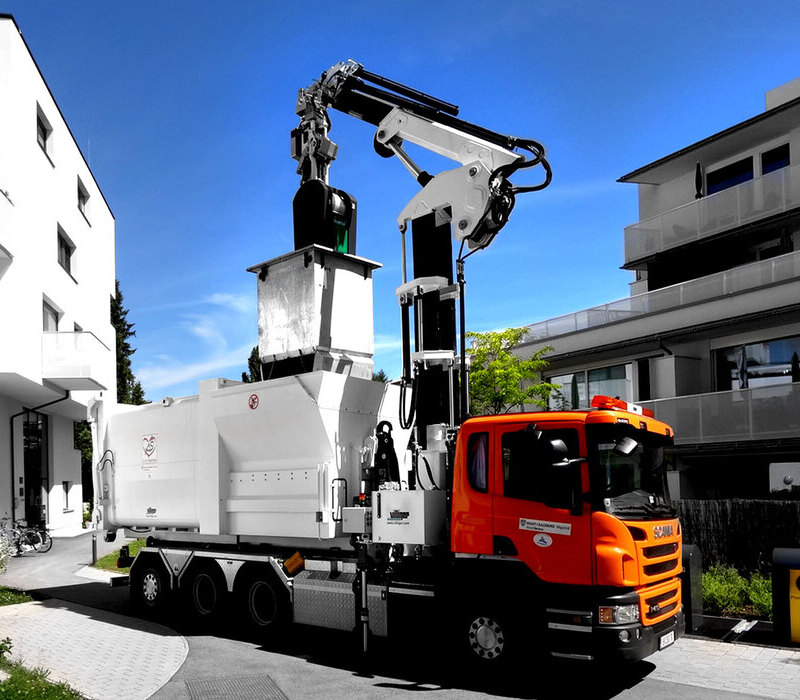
[91,371,411,549]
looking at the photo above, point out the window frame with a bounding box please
[57,226,76,278]
[36,104,54,163]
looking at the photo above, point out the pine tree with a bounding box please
[111,279,147,404]
[241,346,262,383]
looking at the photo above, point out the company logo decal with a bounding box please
[653,524,674,539]
[533,533,553,548]
[519,518,572,536]
[142,435,156,458]
[146,507,157,518]
[387,510,410,524]
[248,393,260,410]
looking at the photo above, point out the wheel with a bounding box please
[130,556,170,615]
[20,529,41,552]
[184,564,228,626]
[235,567,289,639]
[37,530,52,553]
[466,614,508,662]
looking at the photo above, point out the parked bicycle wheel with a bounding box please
[20,528,42,552]
[37,529,52,553]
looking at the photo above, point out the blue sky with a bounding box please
[5,1,800,399]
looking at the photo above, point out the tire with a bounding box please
[461,608,518,669]
[37,530,52,553]
[21,529,41,552]
[235,567,289,640]
[130,556,170,615]
[184,564,228,626]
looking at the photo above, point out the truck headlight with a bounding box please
[598,604,640,625]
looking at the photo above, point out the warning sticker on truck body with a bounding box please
[519,518,572,536]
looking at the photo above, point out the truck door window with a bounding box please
[501,428,579,502]
[467,432,489,493]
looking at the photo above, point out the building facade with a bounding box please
[0,14,116,532]
[517,78,800,500]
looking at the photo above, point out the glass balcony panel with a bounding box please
[699,391,750,441]
[644,383,800,445]
[41,331,110,391]
[661,204,698,250]
[699,186,739,236]
[625,164,800,264]
[680,274,724,305]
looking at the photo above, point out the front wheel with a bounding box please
[466,614,508,662]
[37,530,52,553]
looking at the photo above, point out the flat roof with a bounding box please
[618,94,800,186]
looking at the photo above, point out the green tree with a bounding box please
[372,369,389,383]
[466,327,556,415]
[241,346,262,383]
[112,279,147,405]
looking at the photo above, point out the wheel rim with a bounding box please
[248,580,278,626]
[142,571,160,604]
[468,616,505,659]
[193,572,218,615]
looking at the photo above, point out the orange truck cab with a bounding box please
[449,396,685,662]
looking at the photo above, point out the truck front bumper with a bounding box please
[547,607,685,663]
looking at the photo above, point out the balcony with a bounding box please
[642,383,800,446]
[624,164,800,265]
[41,331,110,391]
[523,249,800,344]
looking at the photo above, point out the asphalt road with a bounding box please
[0,532,774,699]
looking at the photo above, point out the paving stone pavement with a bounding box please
[0,599,188,700]
[648,636,800,699]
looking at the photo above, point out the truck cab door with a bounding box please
[491,423,592,585]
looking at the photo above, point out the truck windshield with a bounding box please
[587,425,676,520]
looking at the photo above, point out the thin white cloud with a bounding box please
[374,334,402,351]
[138,343,254,391]
[206,292,254,314]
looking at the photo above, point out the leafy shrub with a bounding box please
[0,535,13,574]
[702,564,747,616]
[748,573,773,619]
[0,637,11,660]
[702,563,772,619]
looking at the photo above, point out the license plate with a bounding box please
[659,630,675,650]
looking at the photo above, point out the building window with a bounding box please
[57,227,74,276]
[762,144,790,176]
[36,105,53,160]
[717,335,800,390]
[77,178,90,219]
[43,300,59,332]
[706,157,753,195]
[549,364,633,410]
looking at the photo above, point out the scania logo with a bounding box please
[653,524,674,539]
[649,603,661,615]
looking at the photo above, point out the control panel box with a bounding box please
[372,490,446,546]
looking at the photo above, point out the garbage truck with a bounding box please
[90,61,684,666]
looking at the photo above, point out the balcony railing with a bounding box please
[642,383,800,445]
[41,331,111,391]
[523,249,800,343]
[624,164,800,264]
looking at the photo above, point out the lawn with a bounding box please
[91,539,146,574]
[0,656,85,699]
[0,587,32,607]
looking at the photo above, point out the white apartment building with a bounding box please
[518,78,800,500]
[0,14,116,532]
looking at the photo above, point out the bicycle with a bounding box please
[36,526,53,553]
[0,518,43,555]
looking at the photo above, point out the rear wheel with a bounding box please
[235,567,289,640]
[20,529,41,552]
[130,555,170,615]
[184,564,228,626]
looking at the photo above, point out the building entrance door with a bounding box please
[22,411,48,527]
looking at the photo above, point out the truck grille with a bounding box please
[641,580,681,625]
[643,542,678,559]
[643,559,679,576]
